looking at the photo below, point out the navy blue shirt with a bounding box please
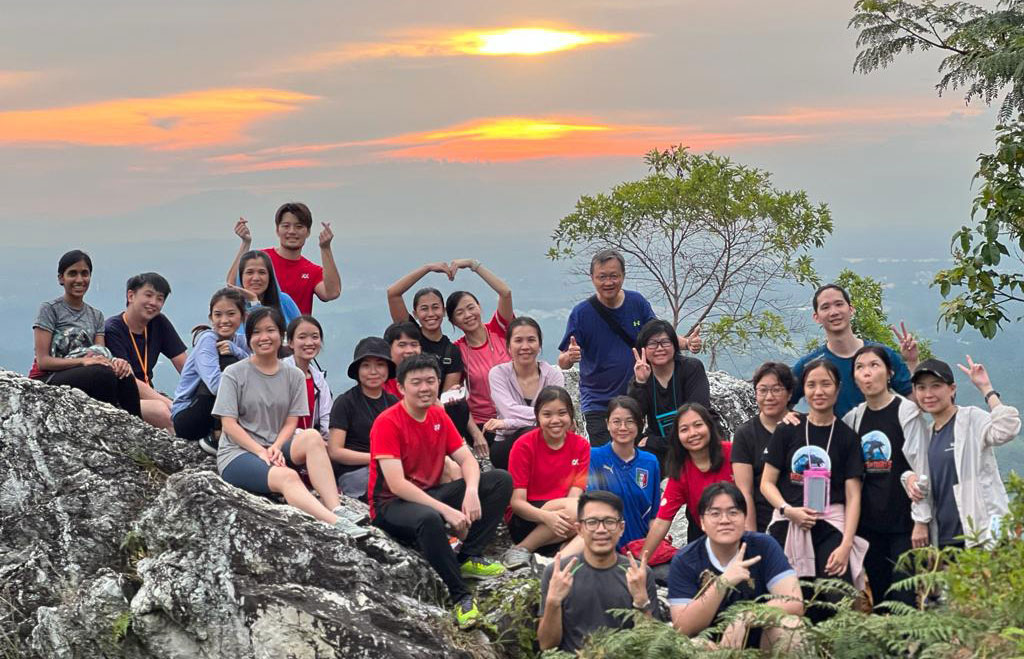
[791,341,911,418]
[104,313,187,384]
[559,291,655,412]
[668,531,794,617]
[587,444,661,548]
[928,415,963,545]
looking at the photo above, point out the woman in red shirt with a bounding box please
[641,402,733,555]
[502,386,590,568]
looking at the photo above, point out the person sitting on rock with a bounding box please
[587,396,660,549]
[669,482,803,651]
[641,403,734,555]
[213,307,355,532]
[381,320,423,399]
[537,490,661,653]
[171,287,249,453]
[328,337,398,500]
[282,316,331,438]
[502,386,590,569]
[29,249,141,417]
[368,352,513,628]
[104,272,188,431]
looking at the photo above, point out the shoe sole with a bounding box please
[460,570,505,581]
[199,441,217,456]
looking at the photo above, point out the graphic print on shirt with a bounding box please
[635,468,649,489]
[860,429,893,474]
[789,445,831,484]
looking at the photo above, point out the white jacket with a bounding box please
[902,403,1020,547]
[283,356,332,440]
[843,394,932,526]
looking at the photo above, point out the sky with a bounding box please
[2,1,1020,412]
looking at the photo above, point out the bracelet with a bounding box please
[471,259,482,272]
[632,598,651,610]
[985,390,1001,403]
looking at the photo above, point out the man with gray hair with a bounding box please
[558,249,699,445]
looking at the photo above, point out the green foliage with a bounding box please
[804,268,934,359]
[480,577,542,657]
[934,116,1024,337]
[110,610,133,644]
[850,0,1024,121]
[549,145,832,361]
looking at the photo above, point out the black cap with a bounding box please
[347,337,396,380]
[912,358,955,385]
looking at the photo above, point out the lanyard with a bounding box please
[805,416,836,457]
[123,313,149,386]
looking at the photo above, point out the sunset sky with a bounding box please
[0,1,996,252]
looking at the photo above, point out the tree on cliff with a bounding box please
[548,145,833,364]
[850,0,1024,337]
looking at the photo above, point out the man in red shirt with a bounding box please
[226,202,341,315]
[368,353,513,628]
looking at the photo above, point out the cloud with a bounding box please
[0,70,38,89]
[0,88,317,150]
[739,105,984,126]
[277,27,637,72]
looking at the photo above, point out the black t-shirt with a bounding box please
[731,416,774,532]
[765,417,864,507]
[103,313,187,383]
[855,398,913,534]
[407,315,465,384]
[329,385,398,473]
[626,354,711,437]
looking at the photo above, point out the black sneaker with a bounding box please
[198,434,218,456]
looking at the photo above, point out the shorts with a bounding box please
[220,438,297,495]
[507,499,551,544]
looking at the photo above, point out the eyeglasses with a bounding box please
[579,517,625,530]
[645,339,674,350]
[608,418,637,428]
[755,386,786,397]
[594,274,623,283]
[702,508,744,522]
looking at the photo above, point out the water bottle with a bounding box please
[917,474,930,498]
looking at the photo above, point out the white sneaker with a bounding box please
[501,546,533,569]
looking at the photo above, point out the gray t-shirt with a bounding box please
[33,297,105,359]
[212,359,308,473]
[929,414,964,545]
[539,554,661,653]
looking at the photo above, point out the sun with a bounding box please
[451,28,628,56]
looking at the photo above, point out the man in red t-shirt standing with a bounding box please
[226,202,342,315]
[368,353,512,628]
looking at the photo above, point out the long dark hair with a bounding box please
[533,385,576,428]
[192,287,247,344]
[445,290,479,325]
[239,250,283,314]
[665,402,724,480]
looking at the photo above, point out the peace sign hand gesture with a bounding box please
[545,552,578,607]
[625,550,650,603]
[632,347,651,384]
[957,354,993,393]
[722,543,761,587]
[890,322,919,367]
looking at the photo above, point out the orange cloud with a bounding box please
[0,70,38,88]
[0,88,317,150]
[279,27,636,72]
[208,116,802,168]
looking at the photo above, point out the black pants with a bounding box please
[584,410,611,447]
[489,426,534,471]
[172,354,239,440]
[641,433,670,475]
[48,364,141,418]
[373,469,513,602]
[770,519,851,623]
[859,529,915,609]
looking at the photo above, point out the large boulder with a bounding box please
[0,371,495,658]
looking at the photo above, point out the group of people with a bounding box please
[27,202,1021,652]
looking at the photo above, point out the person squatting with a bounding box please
[28,202,1021,644]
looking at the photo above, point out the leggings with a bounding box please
[584,411,612,447]
[859,529,915,609]
[47,364,141,417]
[489,426,534,471]
[373,469,513,602]
[770,519,851,623]
[172,354,240,440]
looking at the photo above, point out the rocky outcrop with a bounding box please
[0,366,757,658]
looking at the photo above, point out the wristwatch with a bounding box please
[779,504,788,516]
[632,598,651,610]
[985,390,1001,403]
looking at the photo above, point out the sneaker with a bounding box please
[453,595,481,628]
[332,511,370,539]
[500,546,533,570]
[198,434,218,456]
[460,556,506,580]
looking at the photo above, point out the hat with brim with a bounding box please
[911,358,955,385]
[347,336,396,380]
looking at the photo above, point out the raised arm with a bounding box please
[314,222,342,302]
[225,217,252,286]
[386,263,453,323]
[451,259,512,321]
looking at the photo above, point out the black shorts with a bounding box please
[507,499,550,544]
